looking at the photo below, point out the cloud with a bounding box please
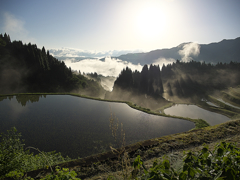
[63,57,143,77]
[49,47,143,58]
[178,42,200,62]
[153,57,176,69]
[2,12,35,44]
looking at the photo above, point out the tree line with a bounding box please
[107,59,240,100]
[113,64,163,97]
[0,33,105,97]
[162,60,240,98]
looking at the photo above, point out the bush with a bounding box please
[0,127,72,179]
[0,127,27,178]
[132,142,240,179]
[41,166,81,180]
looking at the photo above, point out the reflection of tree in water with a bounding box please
[0,95,14,102]
[0,96,7,102]
[15,95,46,106]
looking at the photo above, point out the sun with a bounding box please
[135,6,166,40]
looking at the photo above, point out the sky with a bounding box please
[1,0,240,78]
[1,0,240,54]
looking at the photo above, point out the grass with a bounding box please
[222,91,240,106]
[208,95,239,112]
[155,102,175,113]
[205,95,240,116]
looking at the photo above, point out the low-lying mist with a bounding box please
[63,57,143,77]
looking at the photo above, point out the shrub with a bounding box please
[0,127,27,178]
[0,127,72,179]
[132,142,240,179]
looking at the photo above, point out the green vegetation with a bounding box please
[1,125,240,179]
[0,127,72,179]
[192,119,210,129]
[36,167,80,180]
[157,102,175,114]
[131,141,240,180]
[208,96,240,113]
[222,91,240,107]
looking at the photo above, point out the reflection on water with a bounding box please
[0,95,46,106]
[164,104,230,126]
[0,95,194,158]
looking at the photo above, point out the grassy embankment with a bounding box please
[203,87,240,120]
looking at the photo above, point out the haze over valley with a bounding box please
[1,0,240,179]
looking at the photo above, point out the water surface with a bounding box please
[164,104,230,126]
[0,95,194,158]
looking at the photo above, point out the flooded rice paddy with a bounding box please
[0,95,195,158]
[164,104,230,126]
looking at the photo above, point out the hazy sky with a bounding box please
[1,0,240,53]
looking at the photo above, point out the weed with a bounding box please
[132,142,240,179]
[108,108,131,179]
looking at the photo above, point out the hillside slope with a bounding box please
[0,33,105,97]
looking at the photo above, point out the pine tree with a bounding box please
[140,65,149,94]
[42,46,46,54]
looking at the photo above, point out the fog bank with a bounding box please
[63,57,143,77]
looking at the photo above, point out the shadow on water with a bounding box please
[0,95,194,158]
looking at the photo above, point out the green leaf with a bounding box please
[217,147,224,156]
[163,159,170,169]
[202,147,208,154]
[183,164,189,172]
[188,167,195,178]
[207,158,212,167]
[213,170,222,180]
[226,168,236,180]
[179,171,187,180]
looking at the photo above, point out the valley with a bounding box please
[1,34,240,179]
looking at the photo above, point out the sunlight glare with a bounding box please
[135,6,166,40]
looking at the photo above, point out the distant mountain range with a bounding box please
[49,48,143,59]
[50,37,240,68]
[110,37,240,65]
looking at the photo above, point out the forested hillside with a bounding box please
[111,64,163,96]
[105,64,166,108]
[162,60,240,99]
[0,33,105,97]
[107,60,240,103]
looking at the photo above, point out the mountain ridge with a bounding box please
[110,37,240,65]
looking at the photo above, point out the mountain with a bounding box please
[113,37,240,65]
[49,48,143,60]
[0,33,105,97]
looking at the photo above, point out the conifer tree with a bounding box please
[42,46,46,54]
[140,65,149,94]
